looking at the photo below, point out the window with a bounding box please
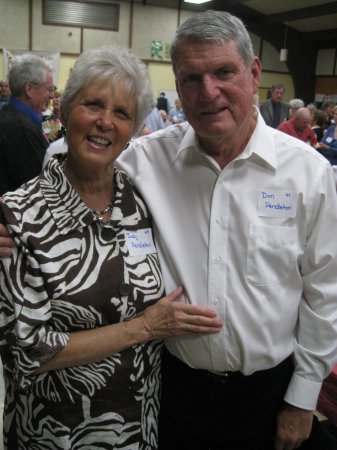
[43,0,119,31]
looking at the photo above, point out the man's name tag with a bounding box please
[258,189,297,218]
[125,228,156,256]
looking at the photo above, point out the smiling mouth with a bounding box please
[200,106,228,116]
[87,136,112,146]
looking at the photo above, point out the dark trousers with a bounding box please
[158,348,337,450]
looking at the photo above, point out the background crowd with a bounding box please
[259,83,337,170]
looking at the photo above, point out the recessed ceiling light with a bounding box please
[184,0,212,4]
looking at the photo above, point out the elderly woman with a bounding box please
[0,46,222,449]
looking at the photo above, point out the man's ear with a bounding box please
[251,57,262,94]
[23,82,34,99]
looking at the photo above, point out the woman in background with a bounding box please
[311,108,326,142]
[316,105,337,165]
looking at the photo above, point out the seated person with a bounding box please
[277,107,317,147]
[311,109,326,142]
[316,105,337,165]
[288,98,305,119]
[169,98,186,123]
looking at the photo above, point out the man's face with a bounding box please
[175,99,182,110]
[0,81,10,99]
[271,88,284,103]
[28,71,54,115]
[174,40,261,146]
[295,114,310,133]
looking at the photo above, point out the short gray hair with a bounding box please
[61,46,154,136]
[271,83,285,91]
[9,54,52,97]
[289,98,304,110]
[170,10,254,72]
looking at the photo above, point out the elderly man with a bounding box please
[277,107,318,147]
[260,83,290,128]
[0,54,54,195]
[119,11,337,450]
[1,10,337,450]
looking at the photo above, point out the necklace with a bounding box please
[60,157,115,223]
[91,203,114,223]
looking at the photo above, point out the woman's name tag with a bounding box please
[125,228,156,256]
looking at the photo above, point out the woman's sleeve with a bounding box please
[0,235,69,388]
[329,138,337,154]
[321,127,337,154]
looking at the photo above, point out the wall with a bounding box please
[0,0,295,99]
[260,72,294,101]
[315,48,337,102]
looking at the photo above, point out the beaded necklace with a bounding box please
[61,157,115,223]
[91,203,114,222]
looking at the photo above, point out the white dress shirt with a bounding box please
[117,113,337,410]
[43,136,67,168]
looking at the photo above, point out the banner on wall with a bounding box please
[3,49,60,87]
[150,41,171,61]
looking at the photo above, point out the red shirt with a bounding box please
[277,119,317,147]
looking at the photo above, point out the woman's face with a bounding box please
[66,79,136,171]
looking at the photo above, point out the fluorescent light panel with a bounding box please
[184,0,212,4]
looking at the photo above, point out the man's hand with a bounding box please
[0,223,13,258]
[275,403,313,450]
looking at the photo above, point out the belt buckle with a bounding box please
[208,370,230,378]
[207,369,231,383]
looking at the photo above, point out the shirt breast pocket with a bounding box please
[247,224,297,286]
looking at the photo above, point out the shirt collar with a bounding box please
[39,154,139,235]
[175,108,278,170]
[9,97,42,129]
[39,155,93,235]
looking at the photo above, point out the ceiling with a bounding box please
[126,0,337,49]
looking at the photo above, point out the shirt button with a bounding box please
[215,217,221,224]
[213,298,219,305]
[214,256,221,264]
[101,228,115,241]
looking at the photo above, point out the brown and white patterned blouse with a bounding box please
[0,154,164,450]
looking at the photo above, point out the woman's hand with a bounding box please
[142,286,223,339]
[316,142,329,151]
[0,223,14,258]
[37,286,222,373]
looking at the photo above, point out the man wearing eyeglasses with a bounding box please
[0,53,54,196]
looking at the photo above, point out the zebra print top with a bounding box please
[0,154,165,450]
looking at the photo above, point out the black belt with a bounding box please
[163,348,293,385]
